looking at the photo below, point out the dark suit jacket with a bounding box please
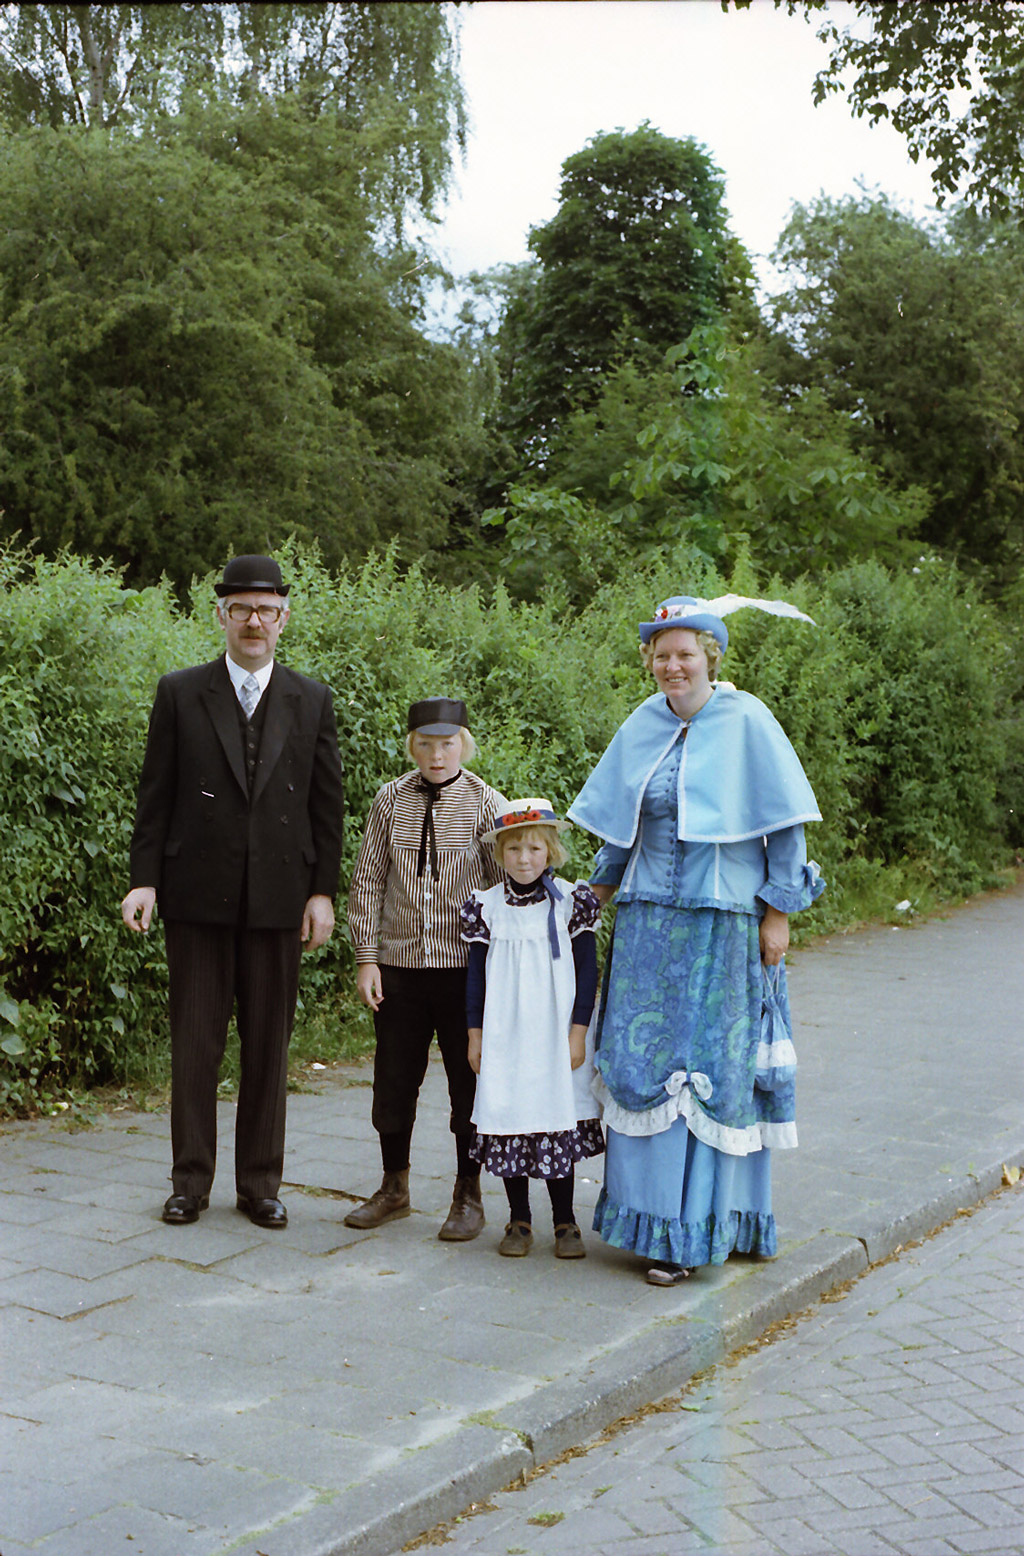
[129,657,344,929]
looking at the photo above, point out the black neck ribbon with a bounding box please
[416,771,461,880]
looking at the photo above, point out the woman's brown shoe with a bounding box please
[498,1220,533,1257]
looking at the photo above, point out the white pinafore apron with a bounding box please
[471,881,583,1137]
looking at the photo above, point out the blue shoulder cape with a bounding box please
[568,686,821,848]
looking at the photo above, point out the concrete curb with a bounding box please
[279,1149,1024,1556]
[251,1427,533,1556]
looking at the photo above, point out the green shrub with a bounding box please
[0,540,1015,1115]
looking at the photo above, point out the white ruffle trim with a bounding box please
[592,1074,798,1154]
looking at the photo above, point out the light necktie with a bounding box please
[240,673,260,720]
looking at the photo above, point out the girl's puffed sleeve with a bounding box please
[568,882,601,935]
[460,893,490,944]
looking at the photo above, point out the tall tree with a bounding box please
[0,4,223,128]
[478,325,922,603]
[768,194,1024,580]
[0,116,477,589]
[731,0,1024,217]
[0,3,466,233]
[494,125,755,468]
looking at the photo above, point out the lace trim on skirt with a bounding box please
[592,1074,798,1153]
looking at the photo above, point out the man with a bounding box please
[121,555,344,1228]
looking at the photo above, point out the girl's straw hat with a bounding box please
[481,798,571,846]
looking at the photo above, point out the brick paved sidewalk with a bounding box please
[2,881,1024,1556]
[420,1180,1024,1556]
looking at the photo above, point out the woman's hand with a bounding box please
[356,962,384,1011]
[568,1023,587,1070]
[591,883,616,906]
[759,906,789,966]
[467,1028,482,1074]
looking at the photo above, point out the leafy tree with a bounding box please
[768,194,1024,580]
[732,0,1024,217]
[479,325,923,602]
[0,4,223,128]
[494,125,756,467]
[0,3,466,233]
[0,116,478,588]
[615,326,923,576]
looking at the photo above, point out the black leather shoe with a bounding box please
[162,1194,209,1225]
[237,1195,287,1228]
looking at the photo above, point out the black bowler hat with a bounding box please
[407,697,469,736]
[214,555,290,597]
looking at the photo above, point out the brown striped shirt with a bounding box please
[347,769,507,969]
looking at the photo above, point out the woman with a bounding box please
[568,595,825,1285]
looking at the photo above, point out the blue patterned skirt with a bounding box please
[592,901,788,1266]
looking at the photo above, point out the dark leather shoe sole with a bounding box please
[162,1194,210,1225]
[343,1201,411,1229]
[236,1195,287,1228]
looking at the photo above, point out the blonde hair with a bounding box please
[492,823,569,871]
[405,727,477,765]
[640,626,722,681]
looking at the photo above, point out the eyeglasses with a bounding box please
[224,603,285,624]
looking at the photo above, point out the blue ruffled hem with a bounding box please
[592,1186,777,1267]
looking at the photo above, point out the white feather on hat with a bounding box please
[700,594,816,625]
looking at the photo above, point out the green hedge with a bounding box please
[0,540,1014,1113]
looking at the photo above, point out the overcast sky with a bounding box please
[431,0,942,296]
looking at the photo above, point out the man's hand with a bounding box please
[356,962,384,1011]
[759,906,790,966]
[301,894,335,952]
[121,886,156,933]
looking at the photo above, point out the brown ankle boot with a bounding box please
[343,1169,410,1229]
[437,1174,485,1241]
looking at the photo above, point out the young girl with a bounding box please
[461,800,603,1257]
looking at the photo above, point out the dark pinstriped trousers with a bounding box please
[164,921,302,1201]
